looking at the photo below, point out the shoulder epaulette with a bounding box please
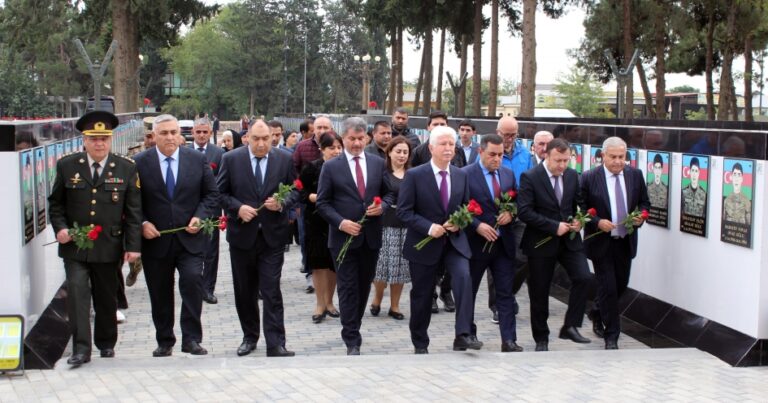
[112,153,135,164]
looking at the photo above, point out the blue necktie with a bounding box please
[165,157,175,199]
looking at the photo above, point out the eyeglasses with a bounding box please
[500,132,518,138]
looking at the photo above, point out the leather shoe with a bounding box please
[152,346,172,357]
[370,304,381,316]
[501,341,523,352]
[490,310,499,324]
[388,309,405,320]
[605,340,619,350]
[202,292,218,304]
[559,326,591,344]
[181,341,208,355]
[346,346,360,355]
[326,309,340,318]
[535,341,548,352]
[588,310,605,338]
[237,341,257,356]
[440,292,456,312]
[431,297,439,313]
[100,349,115,358]
[312,310,326,324]
[67,353,90,366]
[414,348,429,354]
[266,346,295,357]
[453,334,483,351]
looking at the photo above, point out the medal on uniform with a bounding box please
[70,172,82,184]
[112,189,119,202]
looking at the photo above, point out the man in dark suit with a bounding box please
[48,111,142,366]
[217,120,298,357]
[363,121,391,159]
[457,119,479,165]
[397,125,477,354]
[190,117,225,305]
[317,117,389,355]
[518,138,592,352]
[462,133,522,352]
[580,137,650,349]
[134,114,220,357]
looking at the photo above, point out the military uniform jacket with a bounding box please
[48,152,142,263]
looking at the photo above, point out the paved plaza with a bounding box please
[1,240,766,401]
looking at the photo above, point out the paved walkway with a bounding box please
[1,240,766,401]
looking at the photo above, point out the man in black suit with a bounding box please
[518,138,592,351]
[190,117,225,305]
[134,114,220,357]
[580,137,650,349]
[462,133,522,352]
[397,125,478,354]
[457,119,479,165]
[316,117,389,355]
[217,120,298,357]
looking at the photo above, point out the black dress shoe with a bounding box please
[453,334,483,351]
[346,346,360,355]
[388,309,405,320]
[266,346,295,357]
[67,353,91,366]
[237,341,257,356]
[152,346,173,357]
[559,326,591,344]
[370,304,381,316]
[605,340,619,350]
[431,297,439,313]
[588,310,605,338]
[202,292,218,304]
[181,341,208,355]
[491,310,499,324]
[501,340,523,352]
[535,341,548,351]
[312,311,326,324]
[326,309,340,318]
[440,292,456,312]
[414,348,429,354]
[100,349,115,358]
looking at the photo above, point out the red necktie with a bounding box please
[491,171,500,199]
[354,156,366,199]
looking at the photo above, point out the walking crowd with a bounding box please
[49,107,649,366]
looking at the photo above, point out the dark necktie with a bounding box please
[553,175,562,204]
[490,171,500,199]
[165,157,175,199]
[198,147,205,153]
[354,156,366,199]
[254,157,264,191]
[439,170,448,211]
[92,162,100,183]
[614,174,628,236]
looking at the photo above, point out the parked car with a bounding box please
[179,119,194,142]
[85,96,115,113]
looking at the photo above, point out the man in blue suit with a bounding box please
[517,138,591,352]
[317,117,389,355]
[397,125,478,354]
[190,117,225,305]
[580,137,650,350]
[134,114,220,357]
[458,119,479,165]
[462,133,522,352]
[217,120,298,357]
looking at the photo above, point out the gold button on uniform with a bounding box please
[90,211,96,216]
[91,200,96,205]
[92,189,97,193]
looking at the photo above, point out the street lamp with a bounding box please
[354,53,381,113]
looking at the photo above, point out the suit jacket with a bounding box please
[316,152,390,250]
[517,163,584,257]
[48,152,142,263]
[190,143,225,176]
[580,165,650,260]
[460,142,480,165]
[462,162,517,258]
[134,146,220,258]
[397,162,471,265]
[217,147,299,249]
[411,142,467,168]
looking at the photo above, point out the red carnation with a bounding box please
[218,221,227,231]
[210,162,218,170]
[373,196,382,205]
[293,179,304,191]
[507,190,517,199]
[641,209,649,219]
[94,225,103,233]
[587,208,597,217]
[87,230,99,241]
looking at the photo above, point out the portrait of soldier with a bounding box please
[682,157,706,217]
[723,162,751,224]
[647,153,668,209]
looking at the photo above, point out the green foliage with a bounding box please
[669,85,700,93]
[685,107,709,120]
[0,49,55,117]
[441,77,490,115]
[555,66,605,118]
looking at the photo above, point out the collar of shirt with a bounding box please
[248,147,269,162]
[155,146,179,163]
[603,165,623,179]
[194,142,208,152]
[344,149,364,163]
[430,160,450,195]
[86,154,108,169]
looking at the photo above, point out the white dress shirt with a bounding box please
[344,149,367,188]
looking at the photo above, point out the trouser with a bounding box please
[64,259,120,355]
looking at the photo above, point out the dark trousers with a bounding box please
[409,245,473,349]
[202,230,220,294]
[230,233,287,349]
[142,238,204,347]
[65,259,120,355]
[331,243,378,348]
[116,263,128,310]
[527,244,591,342]
[489,221,527,312]
[470,249,518,342]
[591,238,632,342]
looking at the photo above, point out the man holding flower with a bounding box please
[580,137,650,350]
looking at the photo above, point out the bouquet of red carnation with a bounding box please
[483,190,518,253]
[535,207,597,248]
[70,222,102,251]
[620,208,649,235]
[337,196,382,265]
[210,162,218,170]
[257,179,303,211]
[415,199,482,251]
[159,215,228,238]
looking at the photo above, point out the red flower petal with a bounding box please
[507,190,516,199]
[641,209,649,219]
[293,179,304,191]
[587,208,597,217]
[94,225,103,233]
[210,162,217,169]
[373,196,382,205]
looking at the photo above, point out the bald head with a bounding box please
[533,131,554,160]
[314,116,333,141]
[496,116,519,152]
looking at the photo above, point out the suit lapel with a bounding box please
[76,153,94,186]
[596,167,612,214]
[448,165,462,213]
[364,156,378,200]
[537,165,558,206]
[623,166,634,208]
[149,148,171,201]
[240,147,260,196]
[261,150,281,197]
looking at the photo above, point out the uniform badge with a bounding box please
[70,173,82,184]
[109,162,116,168]
[105,177,124,184]
[112,190,119,202]
[79,158,85,164]
[136,177,141,189]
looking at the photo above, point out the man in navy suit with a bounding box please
[134,114,220,357]
[397,125,478,354]
[462,133,522,352]
[190,117,225,305]
[458,119,479,165]
[316,117,389,355]
[517,138,592,352]
[217,120,298,357]
[580,137,650,349]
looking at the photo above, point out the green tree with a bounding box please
[669,85,700,93]
[555,66,605,118]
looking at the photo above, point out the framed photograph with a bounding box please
[680,154,709,237]
[20,150,35,244]
[645,151,670,228]
[721,159,754,248]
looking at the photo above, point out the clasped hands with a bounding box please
[339,201,384,236]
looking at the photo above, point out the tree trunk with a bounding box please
[387,27,397,114]
[436,28,445,111]
[488,0,499,117]
[654,1,666,118]
[423,28,434,115]
[705,10,715,120]
[472,0,483,116]
[520,0,536,117]
[745,33,754,122]
[622,0,633,118]
[112,0,139,113]
[636,60,655,118]
[717,1,737,121]
[397,27,404,106]
[458,33,469,116]
[413,43,426,115]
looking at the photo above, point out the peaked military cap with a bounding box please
[76,110,120,136]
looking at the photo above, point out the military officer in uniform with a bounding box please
[647,153,668,209]
[723,162,751,224]
[48,111,142,366]
[682,157,706,217]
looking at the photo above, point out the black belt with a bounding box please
[611,235,626,240]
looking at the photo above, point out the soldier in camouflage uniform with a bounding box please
[647,154,668,208]
[723,163,751,224]
[681,157,707,217]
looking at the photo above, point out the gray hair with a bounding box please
[342,117,367,136]
[429,126,458,146]
[533,130,554,141]
[194,117,211,127]
[152,114,178,132]
[221,130,233,139]
[602,136,627,150]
